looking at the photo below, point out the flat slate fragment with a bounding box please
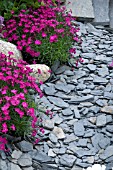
[99,146,113,160]
[68,95,94,104]
[101,106,113,114]
[47,96,69,108]
[74,121,85,137]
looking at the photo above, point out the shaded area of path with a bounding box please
[0,23,113,170]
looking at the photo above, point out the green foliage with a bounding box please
[0,0,56,20]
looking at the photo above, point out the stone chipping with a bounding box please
[1,23,113,170]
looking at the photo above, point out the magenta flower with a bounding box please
[2,123,8,133]
[10,124,16,131]
[22,102,28,108]
[42,32,47,37]
[35,40,42,45]
[50,34,58,43]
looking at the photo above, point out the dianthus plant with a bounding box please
[0,52,48,151]
[3,1,81,66]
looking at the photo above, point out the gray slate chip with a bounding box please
[99,146,113,160]
[47,96,69,108]
[68,95,94,104]
[87,64,96,71]
[74,121,85,137]
[18,153,32,167]
[96,114,106,127]
[93,76,108,84]
[59,154,76,167]
[62,108,73,116]
[44,86,56,95]
[32,151,52,163]
[17,141,33,152]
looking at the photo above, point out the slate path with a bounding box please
[1,23,113,170]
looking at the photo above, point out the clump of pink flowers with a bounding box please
[3,1,81,66]
[0,52,50,151]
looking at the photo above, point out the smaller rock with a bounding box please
[47,96,69,108]
[8,163,21,170]
[74,107,81,118]
[96,114,106,127]
[62,108,73,116]
[53,127,65,139]
[48,149,56,157]
[77,139,88,147]
[18,153,32,167]
[43,119,54,130]
[11,150,22,159]
[99,146,113,160]
[87,64,96,71]
[26,64,51,82]
[59,154,76,167]
[74,121,85,137]
[17,141,33,152]
[101,106,113,114]
[49,133,58,144]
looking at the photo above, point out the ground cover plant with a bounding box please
[0,52,50,151]
[2,0,80,66]
[0,0,82,151]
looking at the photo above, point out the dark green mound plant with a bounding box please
[0,0,56,20]
[3,0,80,66]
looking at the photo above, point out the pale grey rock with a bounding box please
[55,65,69,74]
[97,67,109,77]
[43,142,49,154]
[49,133,58,144]
[98,137,110,149]
[17,141,33,152]
[106,125,113,133]
[0,160,8,170]
[77,139,88,147]
[83,156,95,164]
[31,150,52,163]
[99,146,113,160]
[104,92,113,99]
[101,106,113,114]
[8,163,21,170]
[73,107,81,119]
[62,108,73,116]
[11,150,22,159]
[60,154,76,167]
[68,95,94,104]
[92,0,109,25]
[96,114,106,127]
[64,134,78,144]
[106,115,113,123]
[74,70,86,79]
[58,148,66,155]
[52,114,63,125]
[74,149,95,158]
[47,96,69,108]
[52,127,65,139]
[48,149,56,157]
[44,86,56,95]
[81,53,96,59]
[87,64,96,71]
[18,153,32,167]
[43,119,54,130]
[64,70,74,76]
[74,121,85,137]
[93,76,108,84]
